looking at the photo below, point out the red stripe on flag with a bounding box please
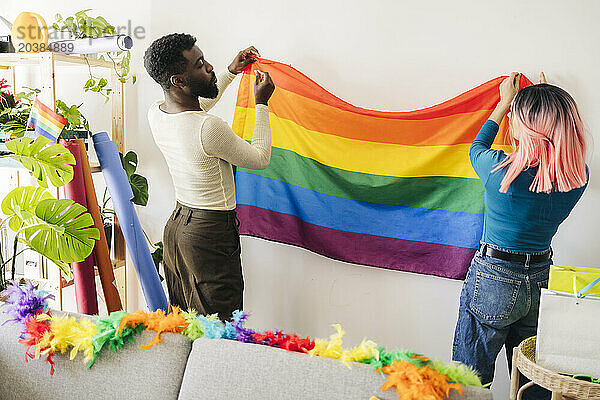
[34,98,68,125]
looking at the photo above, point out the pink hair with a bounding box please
[492,84,587,193]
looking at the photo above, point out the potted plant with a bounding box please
[55,100,90,143]
[0,84,91,142]
[97,150,148,252]
[0,78,11,101]
[98,150,163,279]
[52,10,136,101]
[0,136,100,288]
[0,85,38,138]
[99,187,114,254]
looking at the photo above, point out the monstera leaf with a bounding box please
[5,136,76,188]
[22,198,100,264]
[119,151,148,206]
[1,186,53,232]
[1,190,100,279]
[121,151,137,179]
[130,173,148,206]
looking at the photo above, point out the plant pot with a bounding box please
[61,129,90,150]
[0,36,15,53]
[103,223,112,254]
[61,129,89,140]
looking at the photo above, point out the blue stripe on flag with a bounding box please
[235,171,482,249]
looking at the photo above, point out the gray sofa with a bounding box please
[0,309,493,400]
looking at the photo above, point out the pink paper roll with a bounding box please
[76,139,123,313]
[59,139,99,315]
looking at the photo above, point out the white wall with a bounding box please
[5,1,600,399]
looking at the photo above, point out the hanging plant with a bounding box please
[52,10,136,102]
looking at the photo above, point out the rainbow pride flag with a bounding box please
[27,98,67,141]
[233,59,531,279]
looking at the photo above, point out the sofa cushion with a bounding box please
[179,337,493,400]
[0,309,192,400]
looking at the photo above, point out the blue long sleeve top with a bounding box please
[470,120,588,252]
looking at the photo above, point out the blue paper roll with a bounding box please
[92,132,168,311]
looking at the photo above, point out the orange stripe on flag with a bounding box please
[237,84,509,146]
[33,110,65,131]
[34,98,68,125]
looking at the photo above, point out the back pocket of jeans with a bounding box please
[470,271,521,322]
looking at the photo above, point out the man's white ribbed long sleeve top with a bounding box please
[149,70,271,210]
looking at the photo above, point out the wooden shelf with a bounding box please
[1,48,128,311]
[61,259,127,286]
[90,162,102,173]
[0,52,119,69]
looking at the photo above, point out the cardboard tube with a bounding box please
[59,139,99,315]
[76,138,123,312]
[48,35,133,54]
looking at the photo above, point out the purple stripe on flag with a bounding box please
[236,204,475,280]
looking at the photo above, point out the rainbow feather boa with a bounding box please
[1,281,482,398]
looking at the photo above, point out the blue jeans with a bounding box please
[452,243,551,400]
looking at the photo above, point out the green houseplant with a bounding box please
[98,150,163,278]
[0,136,100,290]
[99,150,149,247]
[118,151,164,274]
[52,9,136,101]
[55,99,90,141]
[0,86,38,138]
[0,86,90,141]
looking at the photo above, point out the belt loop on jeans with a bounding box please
[183,209,192,226]
[525,253,531,267]
[172,207,181,221]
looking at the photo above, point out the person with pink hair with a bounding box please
[452,72,589,399]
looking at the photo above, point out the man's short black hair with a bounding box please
[144,33,197,90]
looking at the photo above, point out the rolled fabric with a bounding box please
[59,139,99,315]
[92,132,167,311]
[76,139,123,313]
[48,35,133,54]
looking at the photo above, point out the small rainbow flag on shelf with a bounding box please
[27,98,68,141]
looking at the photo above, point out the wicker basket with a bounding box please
[516,337,600,400]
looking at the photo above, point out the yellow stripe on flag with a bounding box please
[234,106,510,178]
